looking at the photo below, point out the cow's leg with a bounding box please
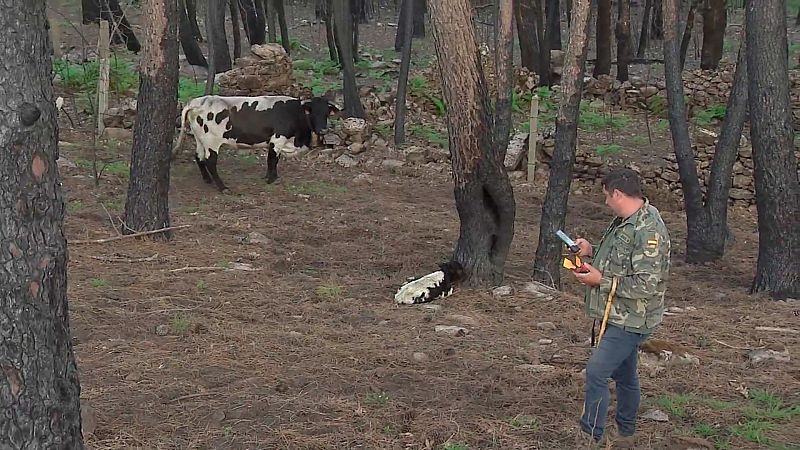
[205,150,230,192]
[195,155,213,184]
[265,146,279,184]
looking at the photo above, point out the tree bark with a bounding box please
[206,0,231,72]
[534,0,552,86]
[663,0,710,263]
[616,0,631,81]
[178,0,207,66]
[0,1,85,448]
[680,0,697,71]
[186,0,203,41]
[230,0,243,60]
[239,0,267,44]
[429,0,516,286]
[545,0,561,50]
[700,0,726,70]
[637,0,652,57]
[745,0,800,299]
[531,0,592,288]
[333,0,366,117]
[274,0,290,53]
[124,0,179,239]
[515,0,539,72]
[593,0,612,77]
[394,0,414,144]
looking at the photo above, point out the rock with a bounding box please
[516,363,556,373]
[335,154,359,168]
[492,285,513,297]
[381,159,405,169]
[323,133,342,146]
[242,231,270,245]
[348,142,367,155]
[536,322,557,331]
[748,348,791,366]
[124,371,142,382]
[155,324,170,336]
[288,331,303,338]
[641,409,669,422]
[522,281,556,299]
[538,338,553,345]
[412,352,429,362]
[352,173,374,184]
[434,325,469,336]
[729,188,753,200]
[403,146,428,164]
[342,117,368,136]
[504,132,528,170]
[217,43,295,96]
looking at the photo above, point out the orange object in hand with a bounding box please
[563,254,590,273]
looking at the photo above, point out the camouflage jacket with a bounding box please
[584,198,671,334]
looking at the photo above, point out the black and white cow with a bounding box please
[172,94,339,192]
[393,261,465,305]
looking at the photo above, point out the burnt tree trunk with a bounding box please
[531,0,592,288]
[680,0,697,71]
[230,0,243,60]
[206,0,231,72]
[745,0,800,299]
[178,0,207,66]
[394,0,426,51]
[124,0,179,237]
[534,0,551,85]
[593,0,612,77]
[352,1,361,60]
[663,0,710,263]
[0,1,85,448]
[82,0,142,52]
[324,0,338,62]
[637,0,652,57]
[333,0,365,117]
[701,31,748,261]
[429,0,516,286]
[515,0,539,72]
[274,0,290,53]
[616,0,631,81]
[186,0,203,41]
[701,0,726,70]
[545,0,561,50]
[394,0,414,144]
[239,0,267,44]
[651,0,664,39]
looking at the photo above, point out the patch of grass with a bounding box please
[196,279,207,290]
[410,124,448,148]
[655,119,670,132]
[440,443,468,450]
[632,135,648,145]
[508,414,540,430]
[53,55,138,94]
[316,284,345,299]
[694,104,727,127]
[365,391,390,406]
[579,100,631,131]
[285,181,348,195]
[178,77,217,103]
[744,389,800,421]
[657,393,693,417]
[374,123,391,139]
[699,396,738,411]
[729,420,776,445]
[90,278,107,288]
[171,313,191,336]
[102,160,129,177]
[67,199,85,213]
[594,143,623,157]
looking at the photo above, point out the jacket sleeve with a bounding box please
[599,227,669,298]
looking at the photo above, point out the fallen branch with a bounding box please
[100,203,121,236]
[90,253,159,263]
[70,225,191,244]
[713,339,764,350]
[169,266,226,273]
[755,326,799,334]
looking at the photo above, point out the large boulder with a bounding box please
[217,43,298,96]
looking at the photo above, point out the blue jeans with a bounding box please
[580,324,649,440]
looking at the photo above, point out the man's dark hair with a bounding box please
[601,168,643,198]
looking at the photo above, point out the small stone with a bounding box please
[748,348,791,366]
[56,157,77,168]
[335,154,358,168]
[348,142,367,155]
[419,304,442,312]
[412,352,428,362]
[536,322,557,331]
[445,314,478,327]
[641,409,669,422]
[352,173,374,184]
[323,133,342,146]
[492,285,513,297]
[243,231,270,245]
[434,325,469,336]
[155,324,169,336]
[288,331,303,338]
[538,338,553,345]
[124,371,142,382]
[381,159,405,169]
[516,363,556,373]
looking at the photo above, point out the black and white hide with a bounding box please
[393,261,465,305]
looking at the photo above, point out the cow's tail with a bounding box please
[171,103,192,162]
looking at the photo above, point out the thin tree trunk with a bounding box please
[395,0,426,51]
[206,0,231,72]
[701,0,726,70]
[186,0,203,41]
[0,1,85,447]
[394,0,414,144]
[546,0,561,50]
[333,0,365,117]
[82,0,142,52]
[745,0,800,299]
[651,0,664,39]
[663,0,709,263]
[324,0,338,62]
[531,0,592,288]
[352,4,360,60]
[616,0,631,81]
[230,0,243,60]
[274,0,290,53]
[266,0,277,42]
[430,0,516,286]
[515,0,539,72]
[494,0,515,155]
[593,0,612,77]
[680,0,697,71]
[124,0,179,238]
[534,0,551,85]
[796,4,800,26]
[637,0,652,57]
[701,31,748,261]
[205,0,218,94]
[239,0,267,44]
[178,0,207,66]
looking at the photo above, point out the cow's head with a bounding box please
[302,97,340,137]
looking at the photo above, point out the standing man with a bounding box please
[570,168,672,449]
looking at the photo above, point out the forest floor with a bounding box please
[46,1,800,449]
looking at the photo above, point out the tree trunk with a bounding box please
[700,0,726,70]
[394,0,426,51]
[352,3,361,60]
[265,0,277,42]
[274,0,290,53]
[531,0,592,288]
[637,0,652,57]
[333,0,366,117]
[186,0,203,41]
[745,0,800,299]
[429,0,516,286]
[534,0,551,85]
[206,0,231,72]
[616,0,631,81]
[651,0,664,39]
[0,1,85,448]
[545,0,561,50]
[515,0,539,72]
[701,31,748,261]
[663,0,710,263]
[82,0,142,53]
[324,0,338,62]
[239,0,267,44]
[178,0,207,66]
[680,0,697,71]
[593,0,612,77]
[796,3,800,26]
[124,0,179,238]
[394,0,414,144]
[230,0,243,60]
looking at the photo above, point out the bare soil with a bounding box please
[46,1,800,449]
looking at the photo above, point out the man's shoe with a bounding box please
[607,427,636,449]
[574,430,603,449]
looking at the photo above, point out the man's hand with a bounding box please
[575,238,593,257]
[572,262,602,287]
